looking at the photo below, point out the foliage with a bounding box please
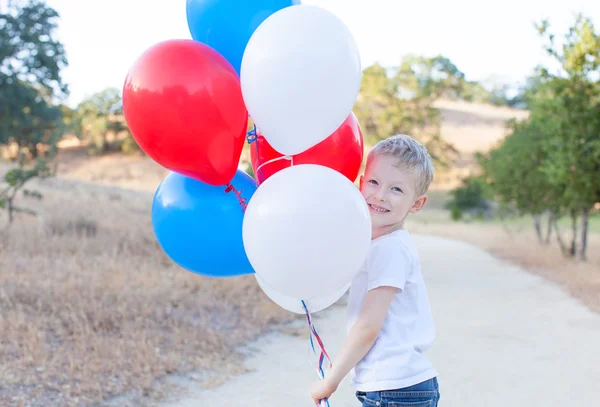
[396,55,466,101]
[353,62,457,168]
[0,0,68,156]
[482,115,562,216]
[353,55,526,170]
[475,14,600,261]
[445,176,492,221]
[73,88,138,154]
[395,55,521,107]
[0,154,55,223]
[0,0,67,223]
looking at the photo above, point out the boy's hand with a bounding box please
[310,378,337,405]
[309,287,398,405]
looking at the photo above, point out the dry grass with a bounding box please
[433,99,529,154]
[407,209,600,314]
[0,175,295,407]
[53,145,169,193]
[432,99,529,189]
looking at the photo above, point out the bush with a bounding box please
[120,134,142,155]
[445,176,493,221]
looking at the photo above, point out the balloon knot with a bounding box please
[246,124,257,144]
[225,183,248,212]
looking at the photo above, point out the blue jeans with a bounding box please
[356,377,440,406]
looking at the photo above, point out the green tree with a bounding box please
[353,55,532,171]
[480,112,565,246]
[478,14,600,261]
[353,62,457,168]
[535,15,600,260]
[396,55,466,101]
[0,0,67,222]
[445,175,492,221]
[395,55,519,107]
[74,88,136,154]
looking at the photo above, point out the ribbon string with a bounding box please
[254,155,293,183]
[224,184,248,212]
[250,124,321,405]
[246,124,295,185]
[302,300,332,407]
[246,125,258,144]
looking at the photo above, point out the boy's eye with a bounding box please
[368,179,378,185]
[392,187,403,193]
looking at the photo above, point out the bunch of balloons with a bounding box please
[123,1,372,314]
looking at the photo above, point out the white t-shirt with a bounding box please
[346,229,438,392]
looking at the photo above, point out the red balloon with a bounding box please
[123,39,248,186]
[250,113,364,184]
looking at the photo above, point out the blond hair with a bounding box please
[367,134,435,196]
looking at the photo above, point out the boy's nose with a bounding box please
[374,188,386,201]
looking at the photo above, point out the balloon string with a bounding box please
[246,124,295,184]
[246,124,258,144]
[224,184,248,212]
[255,155,293,183]
[246,124,264,186]
[302,300,332,407]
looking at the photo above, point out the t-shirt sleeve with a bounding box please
[366,240,413,292]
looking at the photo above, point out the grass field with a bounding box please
[487,213,600,234]
[0,175,295,407]
[421,188,600,234]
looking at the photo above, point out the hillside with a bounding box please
[432,99,529,188]
[49,100,529,193]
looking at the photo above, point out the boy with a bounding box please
[310,134,440,406]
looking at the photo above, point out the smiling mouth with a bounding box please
[369,204,390,213]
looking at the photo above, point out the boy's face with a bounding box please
[359,154,428,238]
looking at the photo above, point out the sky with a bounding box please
[44,0,600,107]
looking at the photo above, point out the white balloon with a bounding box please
[243,164,371,300]
[240,5,362,156]
[256,274,349,315]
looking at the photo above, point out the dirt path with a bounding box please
[159,234,600,407]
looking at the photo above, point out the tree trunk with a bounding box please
[533,214,543,243]
[579,208,589,261]
[569,210,578,257]
[7,198,14,224]
[553,217,569,256]
[21,141,39,159]
[544,211,554,245]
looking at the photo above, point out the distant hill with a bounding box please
[8,100,528,193]
[435,99,529,153]
[432,99,529,189]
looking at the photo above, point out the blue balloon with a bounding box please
[152,170,257,278]
[186,0,301,75]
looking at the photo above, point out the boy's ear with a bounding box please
[359,175,364,189]
[409,194,428,214]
